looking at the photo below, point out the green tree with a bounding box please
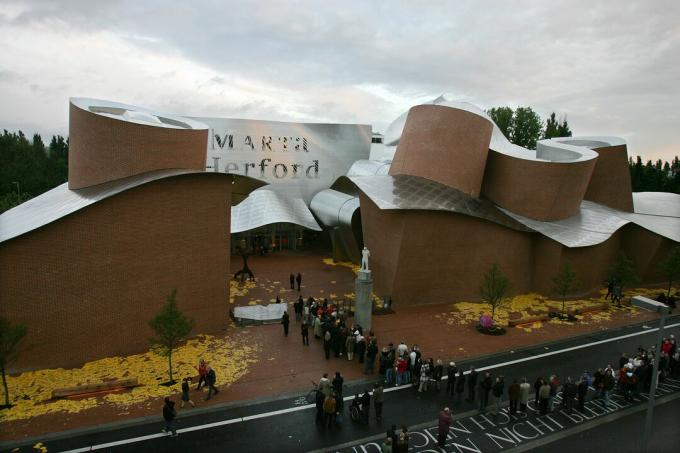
[660,246,680,298]
[487,107,514,140]
[543,112,559,139]
[149,290,194,383]
[480,263,512,324]
[607,251,640,302]
[0,317,27,408]
[556,117,572,137]
[510,106,543,150]
[552,262,579,315]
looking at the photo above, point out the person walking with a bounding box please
[534,377,544,405]
[196,359,208,390]
[365,339,378,374]
[161,397,178,437]
[314,316,322,340]
[360,389,371,425]
[296,272,302,291]
[290,273,295,290]
[467,366,478,402]
[455,369,465,403]
[346,332,355,360]
[315,387,325,425]
[519,378,530,413]
[356,334,367,364]
[281,311,290,336]
[418,359,431,393]
[433,359,444,391]
[301,322,309,345]
[491,376,504,415]
[381,437,393,453]
[324,330,332,359]
[539,380,551,415]
[205,366,219,400]
[437,407,452,449]
[577,375,588,410]
[479,372,492,413]
[548,375,560,412]
[396,425,410,453]
[373,382,384,421]
[508,378,520,415]
[323,392,337,429]
[562,377,576,411]
[333,371,344,397]
[180,377,195,408]
[319,373,332,397]
[602,368,615,408]
[446,362,458,397]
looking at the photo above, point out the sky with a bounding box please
[0,0,678,162]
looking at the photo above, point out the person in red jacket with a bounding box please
[437,407,452,448]
[195,359,208,390]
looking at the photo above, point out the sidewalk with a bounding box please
[0,252,667,442]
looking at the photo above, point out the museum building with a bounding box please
[0,97,678,370]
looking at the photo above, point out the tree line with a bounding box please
[628,155,680,193]
[0,130,68,213]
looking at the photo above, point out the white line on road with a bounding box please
[60,321,680,452]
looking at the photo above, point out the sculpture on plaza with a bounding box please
[361,247,371,272]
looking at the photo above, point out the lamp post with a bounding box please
[630,295,671,453]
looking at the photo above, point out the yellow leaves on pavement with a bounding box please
[0,334,258,423]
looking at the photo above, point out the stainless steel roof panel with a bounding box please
[633,192,680,218]
[310,189,360,228]
[0,170,266,244]
[349,174,532,231]
[231,189,321,233]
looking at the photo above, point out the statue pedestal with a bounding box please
[354,269,373,331]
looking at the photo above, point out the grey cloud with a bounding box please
[1,0,679,159]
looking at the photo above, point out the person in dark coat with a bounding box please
[365,340,378,374]
[433,359,444,391]
[373,382,384,421]
[467,366,478,402]
[205,366,219,400]
[479,372,492,413]
[356,336,367,364]
[508,379,520,415]
[562,377,577,411]
[437,407,452,448]
[455,369,465,402]
[577,375,588,410]
[281,311,290,336]
[360,389,371,424]
[296,272,302,291]
[446,362,458,397]
[162,397,178,437]
[301,322,309,345]
[387,425,399,449]
[315,388,325,424]
[290,273,295,290]
[332,371,344,396]
[534,377,544,405]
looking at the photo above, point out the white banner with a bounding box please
[233,303,288,321]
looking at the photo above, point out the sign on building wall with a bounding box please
[193,117,372,202]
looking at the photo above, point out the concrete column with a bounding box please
[354,269,373,331]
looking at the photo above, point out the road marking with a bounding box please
[60,321,680,453]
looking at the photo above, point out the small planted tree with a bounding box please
[660,246,680,298]
[552,262,579,317]
[480,263,512,326]
[607,252,640,306]
[0,316,27,408]
[149,290,194,384]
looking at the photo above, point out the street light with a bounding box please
[630,295,671,453]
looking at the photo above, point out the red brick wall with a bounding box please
[0,174,232,372]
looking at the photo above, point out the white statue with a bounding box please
[361,247,371,271]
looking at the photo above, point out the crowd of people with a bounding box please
[307,325,678,452]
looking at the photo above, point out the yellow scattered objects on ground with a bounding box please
[0,334,259,423]
[440,287,674,330]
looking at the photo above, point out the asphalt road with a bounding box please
[531,394,680,453]
[2,316,679,453]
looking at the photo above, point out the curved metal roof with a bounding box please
[309,189,360,228]
[349,174,531,231]
[500,194,680,247]
[0,170,265,244]
[231,189,321,233]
